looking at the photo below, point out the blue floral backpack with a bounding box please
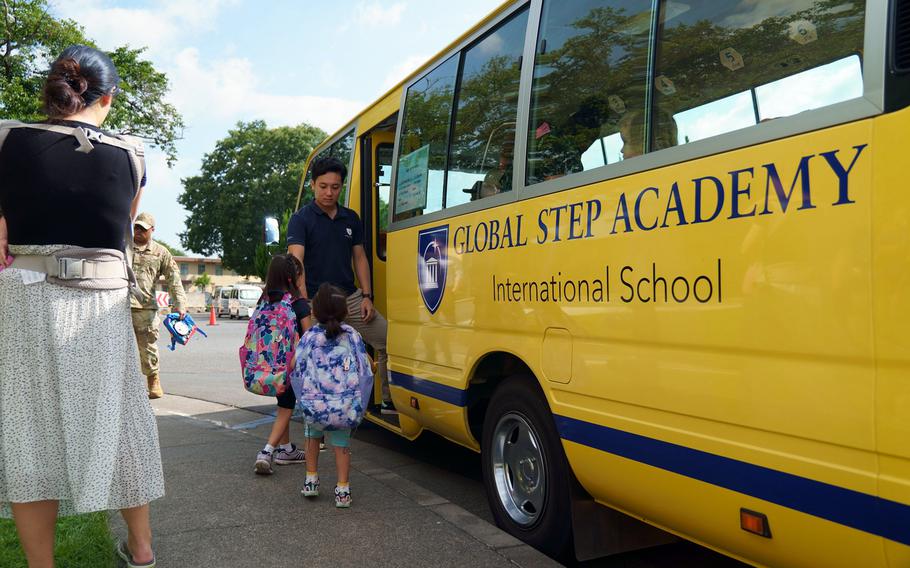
[290,323,374,430]
[238,293,299,396]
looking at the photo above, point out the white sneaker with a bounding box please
[254,450,273,475]
[274,444,306,465]
[335,485,352,508]
[302,475,319,497]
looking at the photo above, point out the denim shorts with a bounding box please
[304,423,351,448]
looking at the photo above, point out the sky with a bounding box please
[51,0,502,254]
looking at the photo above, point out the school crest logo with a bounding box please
[417,225,448,314]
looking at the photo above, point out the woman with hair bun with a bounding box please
[0,46,163,567]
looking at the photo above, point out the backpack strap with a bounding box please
[0,120,29,155]
[0,120,145,195]
[111,133,146,195]
[0,119,147,279]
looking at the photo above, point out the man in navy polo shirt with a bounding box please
[287,156,395,414]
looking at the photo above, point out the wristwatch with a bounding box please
[363,292,374,300]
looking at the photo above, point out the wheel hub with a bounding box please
[491,412,547,527]
[516,456,538,493]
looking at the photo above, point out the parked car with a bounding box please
[214,285,261,319]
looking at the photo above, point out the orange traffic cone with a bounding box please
[208,305,218,326]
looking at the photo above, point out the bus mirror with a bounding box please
[264,217,280,245]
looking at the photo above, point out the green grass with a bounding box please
[0,513,116,567]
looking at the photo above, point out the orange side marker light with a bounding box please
[740,508,772,538]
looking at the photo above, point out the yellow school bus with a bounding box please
[295,1,910,565]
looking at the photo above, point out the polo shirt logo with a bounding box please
[345,227,353,238]
[417,225,448,314]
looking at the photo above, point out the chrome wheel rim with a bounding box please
[491,412,547,527]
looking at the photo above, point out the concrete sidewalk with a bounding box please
[114,395,560,567]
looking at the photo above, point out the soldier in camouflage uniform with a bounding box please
[130,212,187,399]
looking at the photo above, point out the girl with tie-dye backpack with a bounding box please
[291,283,374,508]
[239,254,311,475]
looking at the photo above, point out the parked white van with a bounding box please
[215,285,261,319]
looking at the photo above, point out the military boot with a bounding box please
[147,374,164,399]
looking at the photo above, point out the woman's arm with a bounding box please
[130,184,145,223]
[0,215,9,268]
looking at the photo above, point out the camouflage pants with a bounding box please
[130,308,160,377]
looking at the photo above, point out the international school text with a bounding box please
[447,144,867,305]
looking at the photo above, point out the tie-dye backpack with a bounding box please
[289,323,374,430]
[238,292,299,396]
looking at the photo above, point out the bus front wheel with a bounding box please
[481,376,572,558]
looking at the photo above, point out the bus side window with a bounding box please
[376,143,393,259]
[526,0,653,184]
[393,55,459,222]
[446,7,529,206]
[302,130,356,210]
[651,0,866,148]
[328,130,355,206]
[300,151,325,206]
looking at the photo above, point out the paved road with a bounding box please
[156,316,745,567]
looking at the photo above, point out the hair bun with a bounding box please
[65,75,89,95]
[48,58,89,96]
[54,58,83,81]
[43,46,120,119]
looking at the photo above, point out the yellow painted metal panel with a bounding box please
[869,106,910,568]
[356,91,402,135]
[564,442,885,568]
[383,115,902,565]
[541,327,572,384]
[391,387,479,452]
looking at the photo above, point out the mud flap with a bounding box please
[570,475,678,561]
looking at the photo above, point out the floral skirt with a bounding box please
[0,245,164,517]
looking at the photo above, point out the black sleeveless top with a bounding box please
[0,120,143,252]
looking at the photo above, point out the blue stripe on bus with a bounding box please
[555,414,910,546]
[382,375,910,544]
[389,371,468,407]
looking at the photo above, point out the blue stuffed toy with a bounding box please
[163,313,208,351]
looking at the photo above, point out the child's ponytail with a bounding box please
[312,283,348,339]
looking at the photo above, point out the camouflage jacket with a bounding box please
[130,240,187,311]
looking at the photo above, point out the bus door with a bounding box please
[359,128,396,415]
[359,129,395,318]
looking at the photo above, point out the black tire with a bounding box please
[481,376,572,558]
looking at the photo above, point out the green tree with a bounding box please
[193,273,211,292]
[0,0,184,165]
[155,239,186,257]
[179,121,326,276]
